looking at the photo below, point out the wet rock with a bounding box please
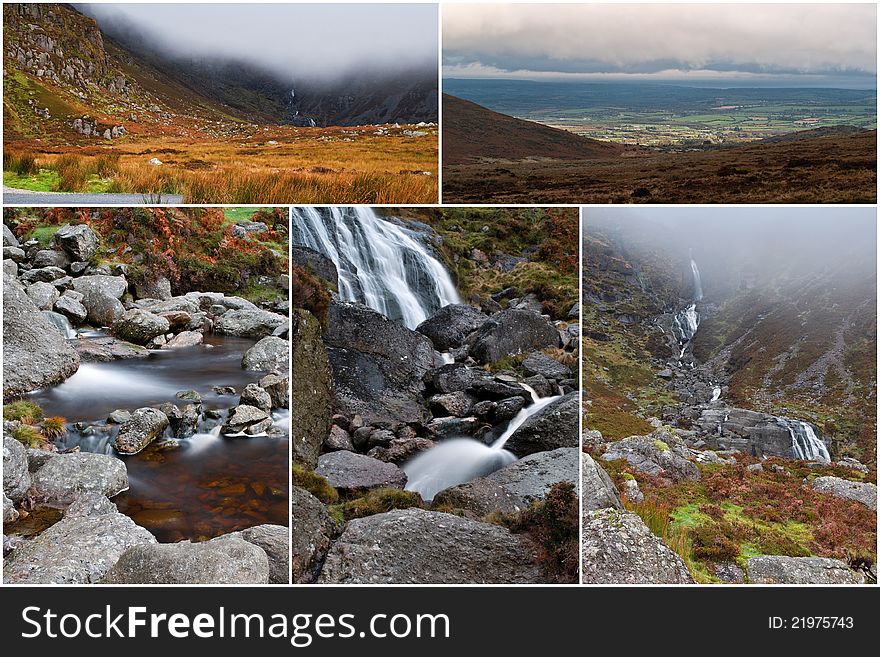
[31,452,128,504]
[425,416,482,439]
[292,486,339,583]
[3,272,80,397]
[260,373,289,409]
[163,330,203,349]
[290,245,338,288]
[107,409,131,424]
[242,335,289,372]
[224,524,288,584]
[54,224,99,261]
[240,383,272,412]
[745,556,863,584]
[416,304,488,351]
[73,335,148,361]
[318,508,546,584]
[582,453,624,512]
[504,391,579,457]
[72,274,127,299]
[522,351,571,379]
[81,289,126,326]
[101,536,270,584]
[3,437,31,502]
[3,501,156,584]
[367,437,435,464]
[601,432,700,482]
[54,294,88,323]
[114,408,170,454]
[323,301,435,425]
[113,309,170,345]
[811,476,877,511]
[431,363,492,393]
[494,396,526,423]
[315,451,407,497]
[434,447,578,515]
[469,309,560,364]
[215,308,287,338]
[222,405,272,436]
[176,389,202,403]
[582,508,694,584]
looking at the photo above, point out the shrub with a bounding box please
[42,416,68,440]
[12,424,43,448]
[689,523,741,561]
[4,401,44,423]
[292,463,338,504]
[4,150,38,175]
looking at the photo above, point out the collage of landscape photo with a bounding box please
[2,2,878,590]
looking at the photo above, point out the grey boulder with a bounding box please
[31,452,129,504]
[746,556,863,584]
[504,391,579,457]
[469,309,560,364]
[242,335,289,372]
[54,223,99,261]
[416,303,488,351]
[315,451,407,497]
[114,408,169,454]
[811,476,877,511]
[292,486,340,583]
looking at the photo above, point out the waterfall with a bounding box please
[291,206,460,329]
[690,258,703,301]
[42,310,77,339]
[710,386,721,403]
[403,385,562,501]
[786,420,831,463]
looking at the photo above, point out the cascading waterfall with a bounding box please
[785,420,831,463]
[710,386,721,403]
[403,384,562,501]
[42,310,77,339]
[291,206,460,328]
[690,255,703,302]
[672,254,703,360]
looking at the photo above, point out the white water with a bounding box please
[787,420,831,463]
[42,310,77,339]
[291,206,460,328]
[690,258,703,301]
[710,386,721,403]
[404,385,562,501]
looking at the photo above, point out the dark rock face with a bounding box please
[522,351,571,380]
[291,245,338,288]
[54,224,99,261]
[430,363,492,394]
[582,508,694,584]
[317,508,546,584]
[292,309,331,468]
[468,309,560,364]
[601,432,700,482]
[582,454,624,512]
[114,408,169,454]
[416,303,488,351]
[315,451,407,497]
[504,391,579,457]
[101,537,270,584]
[433,447,578,515]
[3,495,156,584]
[291,486,340,583]
[3,272,80,397]
[745,556,863,584]
[324,301,435,425]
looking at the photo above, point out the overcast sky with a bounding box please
[79,3,438,80]
[444,4,877,86]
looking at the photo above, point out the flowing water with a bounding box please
[785,419,831,463]
[404,385,562,501]
[28,332,288,542]
[291,206,460,328]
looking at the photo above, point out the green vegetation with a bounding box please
[292,463,339,504]
[11,424,43,448]
[4,401,44,423]
[328,488,422,524]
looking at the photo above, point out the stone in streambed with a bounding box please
[224,524,288,584]
[30,452,129,504]
[54,293,88,323]
[113,309,170,345]
[504,391,579,457]
[73,335,149,361]
[242,335,289,372]
[81,289,126,326]
[315,451,407,497]
[222,405,272,436]
[114,408,169,454]
[260,372,289,409]
[240,383,272,412]
[162,330,203,349]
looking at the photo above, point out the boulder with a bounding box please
[54,294,88,323]
[522,351,571,379]
[433,447,578,515]
[242,335,289,372]
[134,276,172,301]
[323,301,435,425]
[416,304,488,351]
[3,497,156,584]
[318,508,546,584]
[31,452,128,504]
[32,249,71,269]
[21,266,67,284]
[582,508,694,584]
[504,392,579,457]
[745,556,864,584]
[260,372,290,409]
[315,451,407,497]
[101,536,270,584]
[601,432,700,482]
[582,453,624,512]
[214,308,287,338]
[72,274,127,299]
[367,437,435,465]
[73,336,149,361]
[3,272,80,397]
[114,408,169,454]
[224,524,288,584]
[222,405,272,436]
[3,246,25,262]
[240,383,273,412]
[2,257,17,277]
[3,436,31,502]
[26,281,59,310]
[325,424,355,452]
[290,245,338,288]
[469,309,560,364]
[429,391,475,418]
[54,223,98,261]
[430,363,492,394]
[2,223,19,247]
[292,486,340,583]
[811,476,877,511]
[81,289,126,326]
[162,330,203,349]
[112,309,170,345]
